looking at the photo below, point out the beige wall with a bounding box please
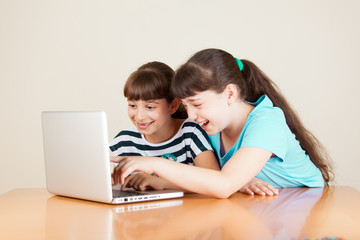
[1,0,359,194]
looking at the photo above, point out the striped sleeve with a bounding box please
[181,120,213,159]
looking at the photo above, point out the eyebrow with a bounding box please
[127,99,160,104]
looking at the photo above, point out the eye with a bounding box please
[128,104,136,109]
[146,105,155,110]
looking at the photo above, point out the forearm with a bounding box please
[162,178,192,193]
[152,158,236,198]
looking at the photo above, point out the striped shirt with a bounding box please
[109,119,213,165]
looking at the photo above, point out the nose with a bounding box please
[135,108,146,121]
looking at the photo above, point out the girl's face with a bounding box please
[182,90,231,136]
[127,98,174,142]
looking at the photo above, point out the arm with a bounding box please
[112,146,272,198]
[122,173,188,191]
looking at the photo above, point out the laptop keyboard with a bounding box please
[113,190,150,198]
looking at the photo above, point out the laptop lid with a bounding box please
[41,111,183,204]
[42,111,114,203]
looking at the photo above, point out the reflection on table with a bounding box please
[0,186,359,239]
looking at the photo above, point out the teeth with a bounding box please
[199,120,208,126]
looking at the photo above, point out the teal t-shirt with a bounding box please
[209,95,323,188]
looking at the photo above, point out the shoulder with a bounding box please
[245,108,288,142]
[112,126,141,140]
[248,95,286,124]
[109,126,142,151]
[248,102,287,131]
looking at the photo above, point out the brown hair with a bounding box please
[124,61,187,119]
[172,48,334,182]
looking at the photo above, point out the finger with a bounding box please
[113,159,131,185]
[125,174,140,190]
[133,175,144,189]
[253,181,277,195]
[268,186,279,195]
[262,186,277,196]
[137,175,153,191]
[112,166,120,185]
[110,156,119,163]
[122,175,133,190]
[120,162,136,185]
[264,183,278,195]
[114,163,126,185]
[257,183,278,195]
[110,156,125,163]
[244,188,255,196]
[138,182,148,191]
[240,187,254,196]
[260,186,274,196]
[251,186,266,196]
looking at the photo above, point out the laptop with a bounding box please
[41,111,184,204]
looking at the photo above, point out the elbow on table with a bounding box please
[211,185,235,199]
[214,192,232,199]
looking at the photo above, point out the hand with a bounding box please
[123,173,168,191]
[111,156,158,185]
[239,177,279,196]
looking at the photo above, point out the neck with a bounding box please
[221,100,254,151]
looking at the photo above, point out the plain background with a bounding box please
[1,0,359,194]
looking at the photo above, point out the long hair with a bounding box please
[124,61,187,119]
[172,48,334,182]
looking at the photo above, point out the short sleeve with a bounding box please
[241,113,288,160]
[188,123,213,155]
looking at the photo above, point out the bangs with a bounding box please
[172,63,214,99]
[124,70,172,101]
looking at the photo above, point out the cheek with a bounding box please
[206,106,226,123]
[202,107,216,118]
[153,109,172,122]
[127,109,135,118]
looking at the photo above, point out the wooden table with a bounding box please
[0,186,359,239]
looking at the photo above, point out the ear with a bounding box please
[169,98,181,114]
[224,84,239,105]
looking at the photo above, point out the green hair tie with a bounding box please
[234,57,243,71]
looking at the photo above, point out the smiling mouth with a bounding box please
[199,120,209,129]
[137,122,153,129]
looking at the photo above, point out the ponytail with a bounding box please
[240,60,334,183]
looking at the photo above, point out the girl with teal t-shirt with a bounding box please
[112,49,334,198]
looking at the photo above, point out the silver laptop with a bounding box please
[41,111,183,204]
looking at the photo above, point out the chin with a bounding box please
[204,129,216,136]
